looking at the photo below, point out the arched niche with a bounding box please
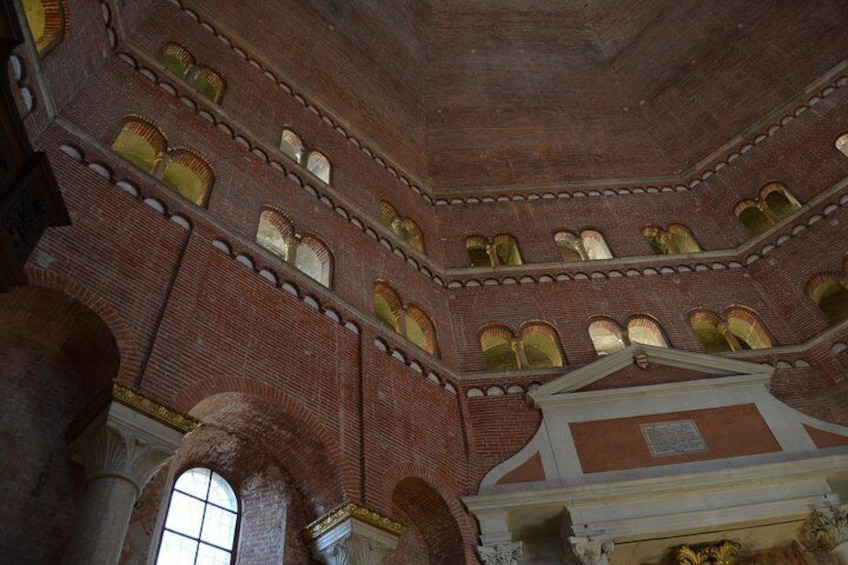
[130,391,348,564]
[388,478,464,565]
[0,286,120,563]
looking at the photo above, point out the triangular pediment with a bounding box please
[529,345,772,406]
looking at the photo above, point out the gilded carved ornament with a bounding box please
[676,541,740,565]
[799,504,848,552]
[66,382,200,442]
[302,502,405,544]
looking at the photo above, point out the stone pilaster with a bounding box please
[304,503,405,565]
[477,542,522,565]
[798,504,848,565]
[569,536,615,565]
[62,383,198,565]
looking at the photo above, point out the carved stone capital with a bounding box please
[798,504,848,553]
[304,504,404,565]
[569,536,614,565]
[477,542,522,565]
[68,386,193,495]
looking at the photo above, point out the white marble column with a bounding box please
[62,384,198,565]
[478,542,522,565]
[569,535,615,565]
[305,503,405,565]
[798,504,848,565]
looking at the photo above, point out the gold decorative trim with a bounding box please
[302,503,405,543]
[677,540,741,565]
[66,382,200,441]
[112,383,200,433]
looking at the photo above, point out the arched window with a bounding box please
[735,200,773,236]
[380,201,425,252]
[405,306,438,355]
[279,129,304,163]
[296,236,333,287]
[643,224,700,254]
[836,133,848,158]
[581,230,613,260]
[112,116,214,207]
[156,467,238,565]
[161,43,195,77]
[256,209,332,287]
[190,67,226,103]
[380,201,400,232]
[759,182,801,220]
[642,225,670,255]
[554,231,583,261]
[588,318,626,356]
[725,307,772,350]
[807,274,848,325]
[479,326,519,371]
[374,282,438,355]
[162,148,214,206]
[256,208,294,260]
[111,116,168,173]
[466,236,491,267]
[159,44,226,103]
[306,151,331,184]
[492,234,523,266]
[23,0,70,54]
[668,224,701,254]
[690,310,733,353]
[520,323,563,368]
[556,230,613,261]
[690,307,772,352]
[627,316,668,347]
[374,282,402,333]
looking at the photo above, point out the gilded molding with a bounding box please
[303,503,405,543]
[676,540,741,565]
[66,382,199,441]
[112,383,200,434]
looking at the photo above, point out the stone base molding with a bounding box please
[62,383,198,565]
[303,502,405,565]
[477,541,523,565]
[569,536,614,565]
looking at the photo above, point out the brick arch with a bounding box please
[112,114,168,173]
[491,233,523,265]
[378,463,476,564]
[280,128,305,161]
[191,65,226,103]
[380,200,400,227]
[479,324,518,370]
[24,267,140,386]
[724,305,774,349]
[625,314,669,347]
[306,150,331,183]
[374,280,403,330]
[587,316,625,356]
[258,206,295,239]
[519,321,565,367]
[405,304,438,355]
[169,378,356,515]
[580,229,613,259]
[23,0,71,54]
[161,41,196,75]
[297,234,333,287]
[163,147,215,206]
[805,271,842,301]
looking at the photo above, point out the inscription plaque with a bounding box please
[640,419,706,457]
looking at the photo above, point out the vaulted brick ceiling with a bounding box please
[189,0,848,191]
